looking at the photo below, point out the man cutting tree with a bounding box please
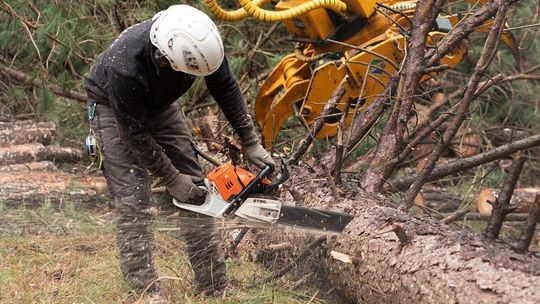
[83,4,275,301]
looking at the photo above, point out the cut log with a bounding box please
[477,188,540,215]
[0,120,55,130]
[451,128,483,157]
[262,166,540,303]
[414,187,462,212]
[484,127,533,147]
[0,127,56,145]
[0,161,57,172]
[0,171,107,207]
[36,145,82,163]
[0,144,82,165]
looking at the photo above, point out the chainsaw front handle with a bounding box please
[267,161,289,190]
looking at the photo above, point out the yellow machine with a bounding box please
[204,0,517,148]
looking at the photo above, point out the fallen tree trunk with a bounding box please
[266,166,540,303]
[0,144,82,165]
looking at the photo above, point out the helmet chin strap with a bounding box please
[153,48,171,69]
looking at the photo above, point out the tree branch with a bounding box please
[399,2,510,209]
[514,195,540,252]
[361,0,444,192]
[385,133,540,192]
[484,157,525,239]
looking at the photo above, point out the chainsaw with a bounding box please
[173,162,353,233]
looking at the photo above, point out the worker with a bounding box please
[83,4,276,302]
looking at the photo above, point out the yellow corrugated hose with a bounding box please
[380,1,416,14]
[206,0,348,22]
[205,0,271,21]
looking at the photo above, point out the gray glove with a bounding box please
[166,173,205,205]
[244,143,276,172]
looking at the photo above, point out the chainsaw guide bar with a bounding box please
[173,163,354,233]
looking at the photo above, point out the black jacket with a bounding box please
[84,20,258,182]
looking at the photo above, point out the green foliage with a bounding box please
[1,1,116,88]
[1,0,287,144]
[462,2,540,131]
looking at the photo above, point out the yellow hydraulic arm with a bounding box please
[205,0,519,148]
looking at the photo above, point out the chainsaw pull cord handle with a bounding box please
[223,165,272,216]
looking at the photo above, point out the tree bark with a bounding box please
[514,195,540,252]
[361,0,444,192]
[0,120,55,130]
[270,166,540,303]
[400,2,510,209]
[414,187,462,213]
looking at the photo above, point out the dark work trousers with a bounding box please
[89,102,228,292]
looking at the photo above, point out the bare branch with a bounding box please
[361,0,445,192]
[386,133,540,192]
[400,2,510,209]
[514,195,540,252]
[484,157,526,239]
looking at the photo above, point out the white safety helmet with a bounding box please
[150,5,224,76]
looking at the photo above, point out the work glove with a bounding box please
[244,143,276,172]
[166,173,206,205]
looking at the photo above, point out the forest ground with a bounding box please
[0,200,339,304]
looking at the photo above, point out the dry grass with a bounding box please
[0,203,330,304]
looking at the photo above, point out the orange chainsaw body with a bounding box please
[207,163,271,201]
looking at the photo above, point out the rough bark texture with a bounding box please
[401,2,509,209]
[0,120,103,207]
[0,161,57,172]
[514,195,540,252]
[0,120,55,130]
[273,167,540,303]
